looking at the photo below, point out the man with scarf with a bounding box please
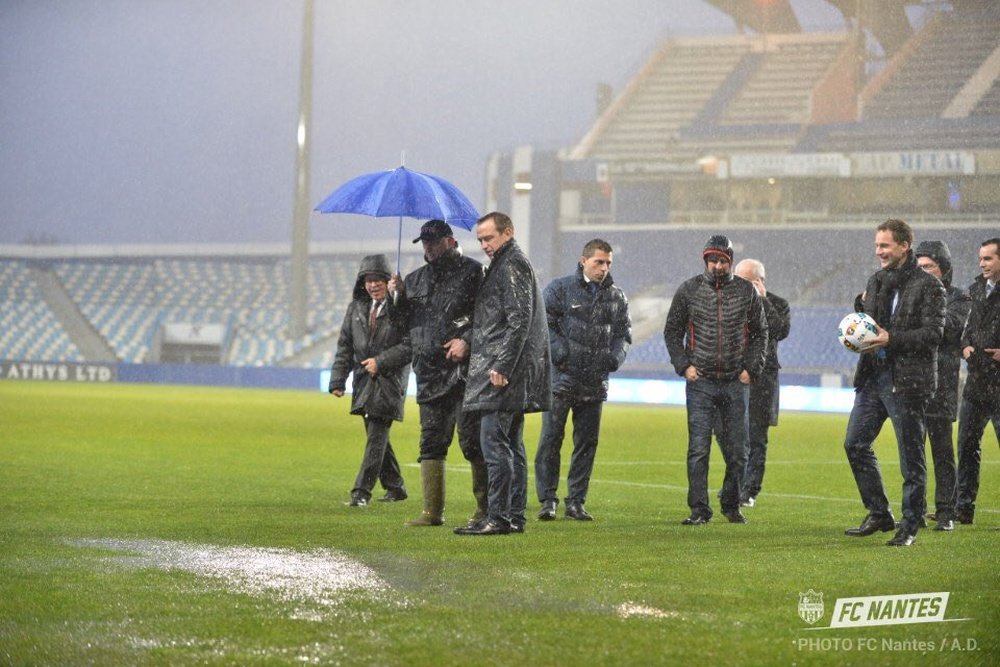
[843,219,946,546]
[914,241,971,532]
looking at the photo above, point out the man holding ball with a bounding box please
[842,219,946,546]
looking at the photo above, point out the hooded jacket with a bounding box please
[545,263,632,402]
[961,274,1000,403]
[389,245,482,403]
[914,241,972,418]
[329,254,411,421]
[852,250,946,398]
[463,239,551,413]
[664,267,768,382]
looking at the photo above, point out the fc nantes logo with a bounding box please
[798,589,825,625]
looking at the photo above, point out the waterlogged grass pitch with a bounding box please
[1,381,997,666]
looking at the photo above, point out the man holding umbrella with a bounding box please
[457,212,551,536]
[388,219,490,529]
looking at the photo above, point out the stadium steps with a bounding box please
[31,267,118,362]
[275,328,340,369]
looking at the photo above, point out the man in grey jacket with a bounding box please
[535,239,631,522]
[456,212,551,536]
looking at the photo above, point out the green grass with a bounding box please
[1,380,997,666]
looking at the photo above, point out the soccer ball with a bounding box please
[837,312,879,353]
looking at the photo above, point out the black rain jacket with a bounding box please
[389,246,482,403]
[961,275,1000,404]
[463,239,551,414]
[329,255,411,421]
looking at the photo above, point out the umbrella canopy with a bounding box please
[315,166,480,230]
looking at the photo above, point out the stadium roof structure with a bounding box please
[706,0,929,57]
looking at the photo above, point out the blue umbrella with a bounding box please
[315,166,480,271]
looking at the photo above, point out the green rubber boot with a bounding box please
[470,459,489,523]
[405,459,445,527]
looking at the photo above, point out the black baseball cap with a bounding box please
[412,219,453,243]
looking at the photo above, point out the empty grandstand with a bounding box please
[3,0,998,390]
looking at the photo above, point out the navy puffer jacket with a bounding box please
[545,264,632,402]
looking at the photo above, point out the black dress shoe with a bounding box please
[933,518,955,532]
[956,510,974,525]
[681,514,710,525]
[378,488,408,502]
[565,502,593,521]
[723,509,748,524]
[454,519,511,536]
[887,528,917,546]
[510,520,525,534]
[845,513,896,536]
[347,494,368,507]
[537,500,557,521]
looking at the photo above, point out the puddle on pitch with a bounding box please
[67,538,408,619]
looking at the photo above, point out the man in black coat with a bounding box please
[664,235,768,526]
[387,220,489,528]
[955,237,1000,526]
[843,219,946,546]
[732,259,790,509]
[914,241,972,532]
[456,212,551,536]
[329,254,412,507]
[534,239,632,522]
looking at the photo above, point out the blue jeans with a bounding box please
[844,367,928,532]
[480,410,527,526]
[956,396,1000,516]
[535,394,603,504]
[685,378,749,517]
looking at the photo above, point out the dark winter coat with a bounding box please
[961,275,1000,404]
[760,291,791,376]
[915,240,971,418]
[663,270,768,382]
[852,251,946,398]
[463,239,552,414]
[329,255,411,422]
[388,246,482,403]
[545,264,632,403]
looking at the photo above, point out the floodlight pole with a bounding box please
[289,0,314,340]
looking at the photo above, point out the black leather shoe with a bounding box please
[956,510,974,525]
[378,488,408,502]
[723,509,748,524]
[347,494,368,507]
[510,519,525,534]
[565,502,593,521]
[537,500,557,521]
[887,528,916,546]
[845,514,896,536]
[933,518,955,532]
[681,514,710,525]
[454,520,511,536]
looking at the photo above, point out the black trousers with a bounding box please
[351,416,405,500]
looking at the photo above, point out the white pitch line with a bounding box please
[406,463,999,514]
